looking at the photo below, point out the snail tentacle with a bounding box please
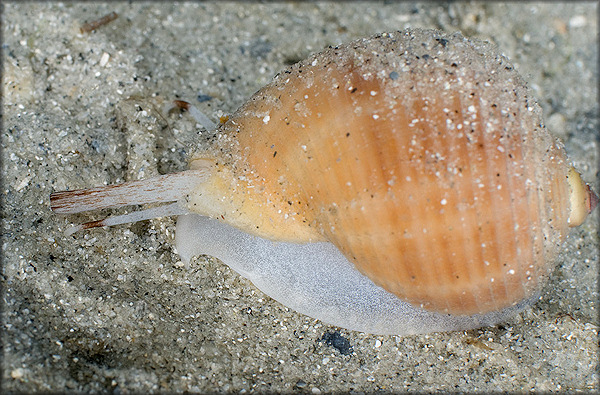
[50,169,211,234]
[65,202,189,235]
[172,100,216,130]
[50,169,210,214]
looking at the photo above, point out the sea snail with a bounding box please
[50,29,597,335]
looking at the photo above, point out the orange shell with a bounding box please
[190,30,573,315]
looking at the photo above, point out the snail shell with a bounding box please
[51,29,597,334]
[186,29,592,315]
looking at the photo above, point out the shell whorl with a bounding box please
[190,29,574,315]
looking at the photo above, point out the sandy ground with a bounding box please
[2,2,598,393]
